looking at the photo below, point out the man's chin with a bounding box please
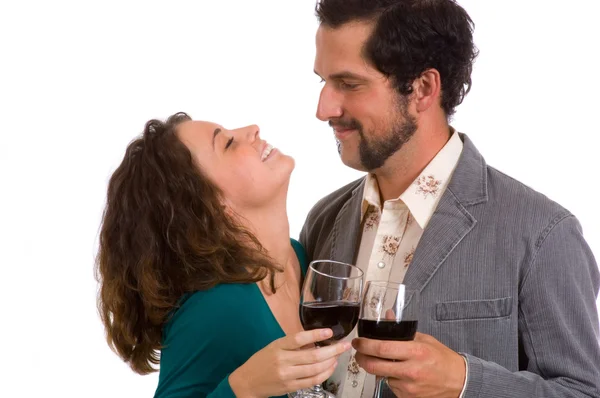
[339,152,368,173]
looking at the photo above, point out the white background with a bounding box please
[1,1,599,397]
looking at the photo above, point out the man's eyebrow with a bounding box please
[212,128,221,149]
[314,70,368,81]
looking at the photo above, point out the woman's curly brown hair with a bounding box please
[95,112,280,374]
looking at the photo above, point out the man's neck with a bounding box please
[374,124,451,202]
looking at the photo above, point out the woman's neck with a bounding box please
[241,201,296,288]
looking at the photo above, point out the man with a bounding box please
[299,0,600,397]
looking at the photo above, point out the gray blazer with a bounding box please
[299,134,600,397]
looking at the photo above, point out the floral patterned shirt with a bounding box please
[324,130,464,398]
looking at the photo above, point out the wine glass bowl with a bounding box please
[295,260,364,398]
[357,281,420,398]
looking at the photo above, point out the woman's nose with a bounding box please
[233,124,260,142]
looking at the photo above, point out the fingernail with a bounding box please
[343,342,352,350]
[321,329,332,337]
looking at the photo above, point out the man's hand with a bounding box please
[352,332,466,398]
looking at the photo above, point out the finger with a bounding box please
[354,352,412,379]
[279,329,333,350]
[384,308,396,320]
[288,359,338,391]
[289,356,338,379]
[386,378,409,398]
[413,332,435,343]
[293,341,351,365]
[352,337,416,361]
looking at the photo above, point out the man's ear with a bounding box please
[413,68,442,113]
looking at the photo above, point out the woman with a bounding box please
[95,112,351,397]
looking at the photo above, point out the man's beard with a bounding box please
[332,99,417,171]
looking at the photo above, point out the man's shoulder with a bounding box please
[486,165,573,226]
[305,176,365,223]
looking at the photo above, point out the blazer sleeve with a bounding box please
[463,215,600,398]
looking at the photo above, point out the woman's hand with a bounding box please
[229,328,350,398]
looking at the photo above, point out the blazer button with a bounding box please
[377,261,385,269]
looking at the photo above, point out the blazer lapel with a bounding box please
[404,134,488,292]
[403,190,476,291]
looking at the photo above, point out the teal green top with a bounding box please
[154,239,308,398]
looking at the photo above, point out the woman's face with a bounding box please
[177,120,295,212]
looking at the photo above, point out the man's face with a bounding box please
[314,21,417,171]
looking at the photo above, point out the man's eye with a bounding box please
[340,82,358,90]
[225,137,234,149]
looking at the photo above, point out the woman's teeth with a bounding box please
[261,144,274,161]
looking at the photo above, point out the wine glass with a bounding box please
[357,281,420,398]
[294,260,364,398]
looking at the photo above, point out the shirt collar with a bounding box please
[361,129,463,229]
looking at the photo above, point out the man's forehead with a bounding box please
[316,20,374,46]
[316,22,373,62]
[314,24,380,79]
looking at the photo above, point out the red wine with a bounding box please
[357,319,418,341]
[300,301,360,346]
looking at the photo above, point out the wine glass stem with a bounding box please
[372,376,385,398]
[312,344,324,394]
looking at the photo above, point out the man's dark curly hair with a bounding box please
[316,0,478,117]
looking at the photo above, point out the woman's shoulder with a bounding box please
[164,283,259,333]
[157,284,265,397]
[290,238,309,276]
[179,283,258,314]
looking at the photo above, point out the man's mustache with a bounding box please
[329,119,361,130]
